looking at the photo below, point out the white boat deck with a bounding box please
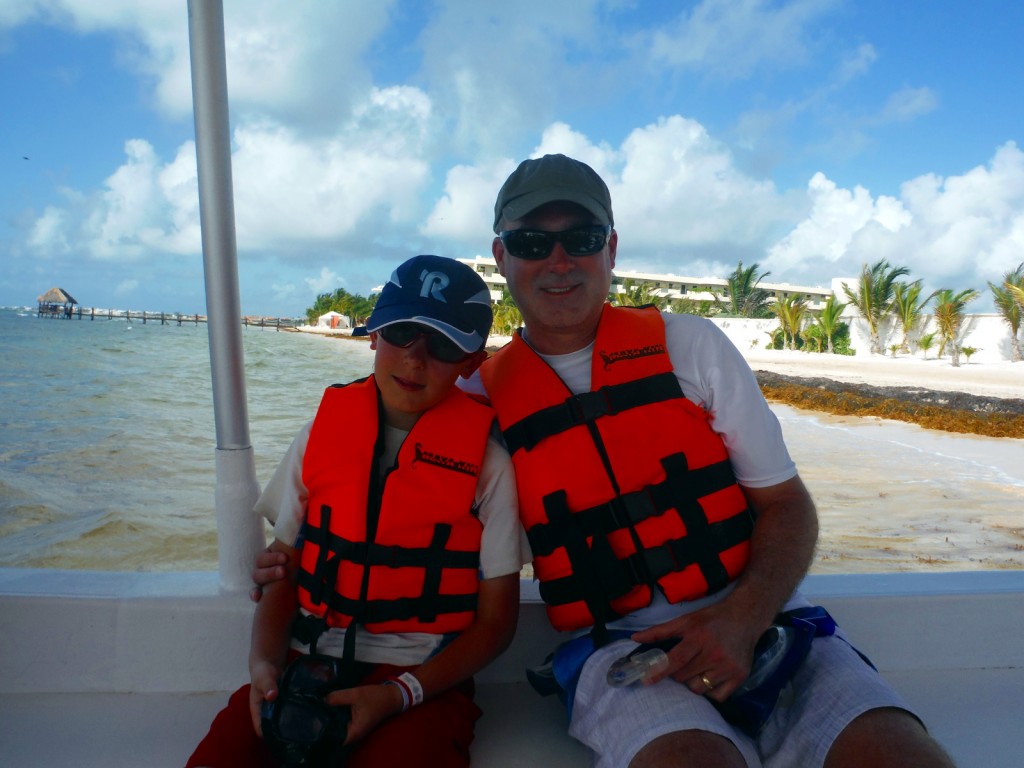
[2,570,1022,767]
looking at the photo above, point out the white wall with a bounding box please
[844,313,1018,363]
[710,314,1021,364]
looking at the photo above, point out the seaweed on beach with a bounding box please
[754,371,1024,439]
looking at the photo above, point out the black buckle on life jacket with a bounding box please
[291,613,329,647]
[568,390,612,422]
[526,454,738,557]
[631,510,755,595]
[606,488,659,530]
[536,491,630,623]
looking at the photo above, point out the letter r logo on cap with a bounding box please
[419,270,450,303]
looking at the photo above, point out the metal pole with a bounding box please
[187,0,264,591]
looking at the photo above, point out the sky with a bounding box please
[2,0,1022,316]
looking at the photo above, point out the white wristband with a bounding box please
[397,671,424,707]
[383,679,410,711]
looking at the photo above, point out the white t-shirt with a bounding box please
[461,310,803,627]
[255,420,523,665]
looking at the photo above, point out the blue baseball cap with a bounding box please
[365,255,493,353]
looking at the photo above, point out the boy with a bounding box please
[187,255,522,767]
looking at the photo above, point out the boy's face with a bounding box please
[370,328,484,430]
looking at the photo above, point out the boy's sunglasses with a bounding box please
[377,322,472,364]
[498,225,612,261]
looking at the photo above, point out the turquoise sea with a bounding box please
[1,307,1021,573]
[0,307,374,570]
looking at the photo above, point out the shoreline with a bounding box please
[741,347,1022,401]
[739,349,1023,438]
[303,327,1022,434]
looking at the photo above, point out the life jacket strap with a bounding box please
[537,490,628,626]
[502,372,683,455]
[318,590,479,626]
[526,454,739,557]
[630,511,754,594]
[297,518,480,627]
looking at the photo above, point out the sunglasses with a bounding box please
[498,225,612,260]
[377,322,472,364]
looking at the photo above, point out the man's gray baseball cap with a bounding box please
[492,154,614,233]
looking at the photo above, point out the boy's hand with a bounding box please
[325,683,405,745]
[250,548,290,602]
[249,660,282,734]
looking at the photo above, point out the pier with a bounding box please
[36,306,304,331]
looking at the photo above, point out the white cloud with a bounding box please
[876,86,939,124]
[613,116,784,250]
[8,1,1021,315]
[423,161,514,240]
[27,205,73,255]
[5,1,394,122]
[649,0,838,80]
[767,172,909,273]
[114,279,139,296]
[231,85,435,247]
[767,142,1024,299]
[25,82,437,264]
[305,267,342,296]
[836,43,877,84]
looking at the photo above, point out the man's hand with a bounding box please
[250,548,290,602]
[629,599,763,702]
[632,475,818,700]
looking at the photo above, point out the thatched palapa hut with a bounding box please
[37,287,79,318]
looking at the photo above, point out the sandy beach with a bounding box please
[741,348,1022,401]
[730,348,1022,572]
[311,327,1021,401]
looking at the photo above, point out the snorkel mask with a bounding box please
[261,654,352,766]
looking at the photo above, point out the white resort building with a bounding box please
[457,255,836,310]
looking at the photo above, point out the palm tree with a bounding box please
[718,261,773,318]
[614,279,666,309]
[932,288,979,367]
[918,332,936,360]
[770,295,808,351]
[1008,282,1024,309]
[989,263,1024,362]
[491,290,522,336]
[669,297,717,317]
[891,281,935,354]
[842,259,910,354]
[306,291,335,325]
[812,295,846,354]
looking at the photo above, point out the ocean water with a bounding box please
[1,308,1021,573]
[0,308,374,570]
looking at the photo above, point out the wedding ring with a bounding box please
[700,674,715,691]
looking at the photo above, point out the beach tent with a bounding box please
[316,310,350,329]
[37,287,78,318]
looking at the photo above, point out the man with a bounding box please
[258,155,953,768]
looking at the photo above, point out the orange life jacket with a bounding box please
[297,376,492,635]
[481,305,752,632]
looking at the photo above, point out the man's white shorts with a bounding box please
[568,628,917,768]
